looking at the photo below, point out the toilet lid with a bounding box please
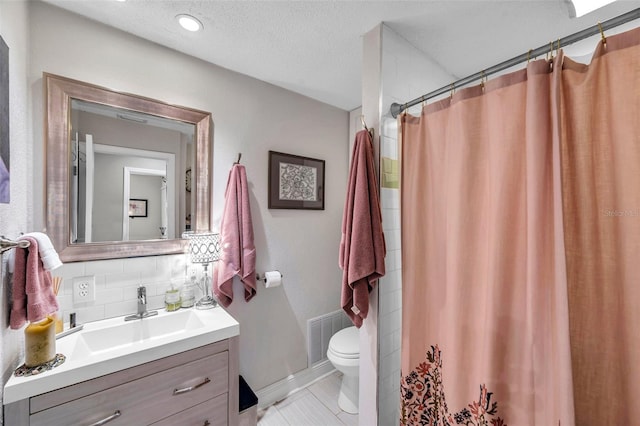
[329,326,359,358]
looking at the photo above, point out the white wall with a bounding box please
[376,24,454,426]
[0,1,31,420]
[9,1,349,396]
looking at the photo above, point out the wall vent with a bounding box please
[307,309,352,367]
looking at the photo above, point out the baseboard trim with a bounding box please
[255,360,336,409]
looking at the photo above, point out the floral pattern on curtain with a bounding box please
[400,345,506,426]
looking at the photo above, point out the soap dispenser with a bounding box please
[165,282,181,312]
[180,273,196,308]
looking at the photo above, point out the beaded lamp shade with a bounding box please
[183,231,220,310]
[187,232,221,264]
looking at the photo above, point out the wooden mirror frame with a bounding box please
[44,73,212,262]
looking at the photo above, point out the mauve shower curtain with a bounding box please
[399,26,640,425]
[560,28,640,424]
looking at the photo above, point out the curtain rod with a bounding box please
[390,7,640,118]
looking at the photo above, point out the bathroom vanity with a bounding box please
[3,308,239,426]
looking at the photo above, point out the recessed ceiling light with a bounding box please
[569,0,617,18]
[176,14,203,32]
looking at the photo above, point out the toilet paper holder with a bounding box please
[256,271,283,282]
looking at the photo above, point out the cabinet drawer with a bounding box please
[30,351,228,426]
[152,393,227,426]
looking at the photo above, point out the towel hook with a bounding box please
[234,153,242,164]
[360,115,368,131]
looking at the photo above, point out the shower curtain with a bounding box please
[399,26,640,426]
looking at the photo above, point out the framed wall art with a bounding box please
[129,198,148,218]
[268,151,325,210]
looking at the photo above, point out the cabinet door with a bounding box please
[30,352,228,426]
[151,393,227,426]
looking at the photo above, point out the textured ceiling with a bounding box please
[42,0,640,111]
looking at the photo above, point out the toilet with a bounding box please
[327,326,360,414]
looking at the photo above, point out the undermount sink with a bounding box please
[75,309,206,354]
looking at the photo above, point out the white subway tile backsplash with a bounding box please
[104,299,138,319]
[105,271,142,288]
[147,294,165,311]
[70,304,105,325]
[85,259,124,275]
[123,285,145,300]
[57,262,84,280]
[95,287,124,304]
[122,257,156,274]
[51,254,189,324]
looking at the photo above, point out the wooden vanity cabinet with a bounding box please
[4,337,239,426]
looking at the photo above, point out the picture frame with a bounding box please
[268,151,325,210]
[129,198,148,218]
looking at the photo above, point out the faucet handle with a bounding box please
[137,286,146,298]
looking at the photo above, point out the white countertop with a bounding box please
[3,307,239,404]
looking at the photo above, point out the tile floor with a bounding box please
[257,371,358,426]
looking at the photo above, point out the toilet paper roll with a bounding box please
[264,271,282,288]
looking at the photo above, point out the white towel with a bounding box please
[8,232,62,273]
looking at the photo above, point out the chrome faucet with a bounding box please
[125,285,158,321]
[137,286,147,314]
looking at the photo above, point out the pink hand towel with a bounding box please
[212,164,257,307]
[339,130,386,327]
[10,236,60,329]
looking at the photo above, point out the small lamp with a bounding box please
[186,232,220,309]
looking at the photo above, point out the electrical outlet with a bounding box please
[72,275,96,304]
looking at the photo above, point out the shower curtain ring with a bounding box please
[597,22,607,48]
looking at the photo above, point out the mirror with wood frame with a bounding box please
[45,73,212,262]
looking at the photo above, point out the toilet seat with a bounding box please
[328,326,359,359]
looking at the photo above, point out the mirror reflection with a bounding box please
[70,100,195,243]
[45,73,212,262]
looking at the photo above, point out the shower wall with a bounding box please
[377,24,453,426]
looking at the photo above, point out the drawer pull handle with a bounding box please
[173,377,211,395]
[88,410,121,426]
